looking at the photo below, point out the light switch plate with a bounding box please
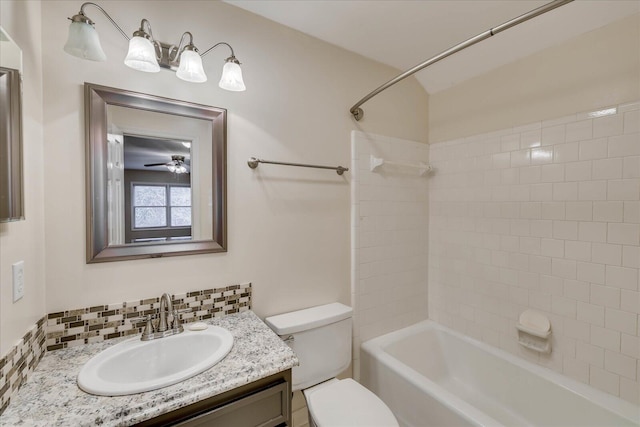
[12,261,24,302]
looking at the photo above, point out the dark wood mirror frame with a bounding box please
[85,83,227,263]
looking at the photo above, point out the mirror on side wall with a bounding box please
[0,26,24,222]
[85,83,227,262]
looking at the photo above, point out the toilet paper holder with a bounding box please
[516,310,551,353]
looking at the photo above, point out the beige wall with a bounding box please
[40,1,428,318]
[429,13,640,143]
[0,1,46,355]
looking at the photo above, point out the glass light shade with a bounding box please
[176,50,207,83]
[124,36,160,73]
[218,61,246,92]
[167,164,187,174]
[64,21,107,62]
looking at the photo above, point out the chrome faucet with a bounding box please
[156,293,173,332]
[138,293,185,341]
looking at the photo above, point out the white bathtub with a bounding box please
[361,320,639,427]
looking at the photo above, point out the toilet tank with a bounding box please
[265,303,353,391]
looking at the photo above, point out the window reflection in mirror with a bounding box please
[126,137,192,243]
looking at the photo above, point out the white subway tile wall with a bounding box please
[351,131,429,379]
[428,102,639,404]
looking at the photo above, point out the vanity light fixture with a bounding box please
[63,2,246,90]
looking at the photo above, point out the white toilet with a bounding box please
[265,303,398,427]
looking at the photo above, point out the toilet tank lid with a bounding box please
[265,303,353,335]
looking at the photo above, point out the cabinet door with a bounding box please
[174,382,289,427]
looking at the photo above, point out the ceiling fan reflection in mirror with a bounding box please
[144,155,188,174]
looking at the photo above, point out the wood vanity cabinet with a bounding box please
[137,370,292,427]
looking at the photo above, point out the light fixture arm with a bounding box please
[138,19,154,39]
[200,42,235,59]
[169,32,196,62]
[133,19,162,60]
[76,2,130,41]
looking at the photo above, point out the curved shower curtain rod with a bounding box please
[349,0,574,121]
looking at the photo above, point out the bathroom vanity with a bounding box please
[140,370,291,426]
[0,311,297,426]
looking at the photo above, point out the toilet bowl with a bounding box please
[265,303,398,427]
[303,378,398,427]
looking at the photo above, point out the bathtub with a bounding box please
[361,320,639,427]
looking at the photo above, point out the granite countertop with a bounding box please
[0,311,298,426]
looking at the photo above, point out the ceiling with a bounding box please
[225,0,639,94]
[124,135,191,172]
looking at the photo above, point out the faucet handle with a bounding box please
[171,308,191,330]
[129,315,155,336]
[144,315,155,335]
[171,309,180,329]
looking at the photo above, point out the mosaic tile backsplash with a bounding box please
[0,283,251,416]
[0,317,46,415]
[46,283,252,351]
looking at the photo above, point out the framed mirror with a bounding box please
[85,83,227,262]
[0,27,24,222]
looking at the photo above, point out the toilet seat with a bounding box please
[303,379,398,427]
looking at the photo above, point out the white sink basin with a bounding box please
[77,325,234,396]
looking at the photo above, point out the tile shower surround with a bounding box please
[351,131,430,379]
[428,101,639,404]
[0,283,251,416]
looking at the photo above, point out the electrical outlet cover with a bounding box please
[12,260,24,302]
